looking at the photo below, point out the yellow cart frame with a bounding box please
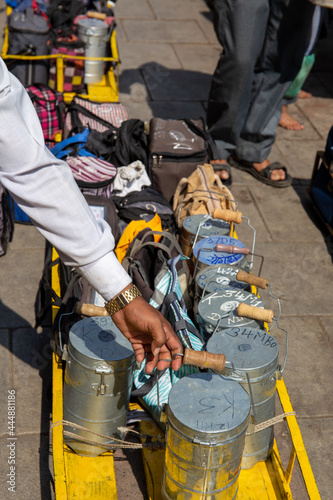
[1,9,120,104]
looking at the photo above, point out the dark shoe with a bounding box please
[229,157,292,188]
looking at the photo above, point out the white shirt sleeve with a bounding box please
[0,58,131,301]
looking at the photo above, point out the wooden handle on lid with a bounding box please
[216,243,250,255]
[237,303,274,322]
[87,10,107,20]
[74,302,109,317]
[212,208,242,224]
[236,270,269,289]
[183,348,226,372]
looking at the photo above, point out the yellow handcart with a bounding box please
[50,244,321,500]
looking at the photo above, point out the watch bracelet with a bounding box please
[104,284,142,316]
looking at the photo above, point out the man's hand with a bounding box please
[112,296,183,373]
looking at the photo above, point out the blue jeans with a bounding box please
[207,0,315,162]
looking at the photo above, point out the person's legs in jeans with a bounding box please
[207,0,270,160]
[235,0,315,164]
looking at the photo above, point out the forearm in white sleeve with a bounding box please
[0,58,131,301]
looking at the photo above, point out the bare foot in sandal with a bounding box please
[229,155,292,187]
[252,158,286,181]
[279,105,304,130]
[210,159,232,185]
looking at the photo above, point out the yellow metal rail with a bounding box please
[1,19,120,103]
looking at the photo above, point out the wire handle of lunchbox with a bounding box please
[235,303,289,375]
[223,363,257,427]
[212,208,259,272]
[56,309,76,357]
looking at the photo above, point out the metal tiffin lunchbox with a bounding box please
[61,316,136,456]
[206,324,288,469]
[196,286,274,340]
[179,213,230,257]
[161,372,251,500]
[193,265,251,314]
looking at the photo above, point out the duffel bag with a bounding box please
[63,95,129,138]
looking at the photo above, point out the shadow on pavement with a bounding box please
[0,301,54,499]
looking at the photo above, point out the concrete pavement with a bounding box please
[0,0,332,498]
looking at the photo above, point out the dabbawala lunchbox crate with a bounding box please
[50,235,321,500]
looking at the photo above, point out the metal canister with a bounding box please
[77,18,110,83]
[197,288,264,340]
[162,372,251,499]
[193,235,250,272]
[62,316,135,456]
[180,214,230,257]
[206,327,280,469]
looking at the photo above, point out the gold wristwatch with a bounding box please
[104,284,142,316]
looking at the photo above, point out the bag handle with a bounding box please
[68,102,119,133]
[50,129,90,158]
[136,230,183,255]
[127,230,182,259]
[183,118,219,160]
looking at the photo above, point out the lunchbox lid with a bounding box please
[195,265,249,293]
[193,235,245,266]
[167,372,250,441]
[207,327,279,380]
[183,214,229,238]
[197,288,264,329]
[69,316,134,364]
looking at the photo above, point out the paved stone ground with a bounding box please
[0,1,333,499]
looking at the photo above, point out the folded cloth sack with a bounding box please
[113,160,151,196]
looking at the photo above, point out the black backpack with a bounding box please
[112,187,177,234]
[47,0,86,38]
[86,119,148,168]
[122,229,191,306]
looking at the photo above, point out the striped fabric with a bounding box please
[63,96,129,138]
[133,255,204,425]
[65,156,117,184]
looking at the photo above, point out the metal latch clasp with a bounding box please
[92,363,113,395]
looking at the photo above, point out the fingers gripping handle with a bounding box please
[237,303,274,323]
[212,208,243,224]
[74,302,109,317]
[183,348,226,372]
[236,270,269,289]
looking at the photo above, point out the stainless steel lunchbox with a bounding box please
[62,316,135,456]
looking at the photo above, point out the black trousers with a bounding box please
[206,0,316,162]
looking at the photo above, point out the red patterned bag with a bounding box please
[26,84,65,148]
[48,36,85,94]
[63,95,129,138]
